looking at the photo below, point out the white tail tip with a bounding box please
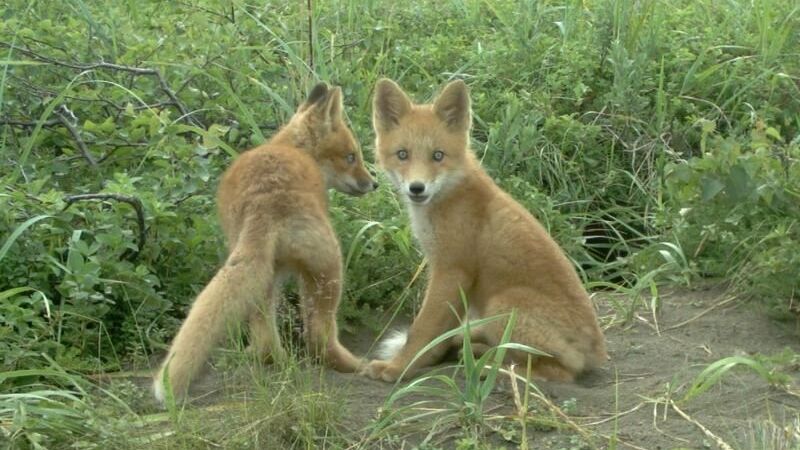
[153,380,166,405]
[152,377,166,405]
[375,329,408,360]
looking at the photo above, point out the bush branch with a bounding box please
[1,42,202,127]
[55,106,98,168]
[0,117,61,128]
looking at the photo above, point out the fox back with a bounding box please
[218,83,377,245]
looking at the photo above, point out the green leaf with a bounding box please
[0,215,52,263]
[725,164,751,201]
[0,286,34,300]
[765,127,783,142]
[700,176,725,202]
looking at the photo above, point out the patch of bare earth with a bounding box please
[136,282,799,449]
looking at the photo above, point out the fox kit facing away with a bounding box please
[364,79,608,383]
[153,83,376,403]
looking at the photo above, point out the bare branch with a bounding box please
[55,106,98,168]
[0,42,203,127]
[63,193,147,261]
[0,118,60,128]
[154,71,198,125]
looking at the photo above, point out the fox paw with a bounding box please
[361,359,401,382]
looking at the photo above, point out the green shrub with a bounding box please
[665,120,800,315]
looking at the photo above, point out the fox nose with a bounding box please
[409,182,426,195]
[358,178,378,192]
[369,171,379,190]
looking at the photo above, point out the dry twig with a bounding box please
[670,401,734,450]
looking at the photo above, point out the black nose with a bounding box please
[358,179,378,192]
[409,182,425,195]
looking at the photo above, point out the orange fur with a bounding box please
[153,83,376,403]
[363,79,608,383]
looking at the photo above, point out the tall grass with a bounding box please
[0,0,798,447]
[0,361,137,449]
[365,304,552,445]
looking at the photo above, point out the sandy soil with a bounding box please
[140,282,800,449]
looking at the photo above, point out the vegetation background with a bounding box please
[0,0,797,448]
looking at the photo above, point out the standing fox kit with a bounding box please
[154,83,376,403]
[364,79,607,382]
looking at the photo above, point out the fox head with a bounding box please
[372,79,472,205]
[283,82,377,196]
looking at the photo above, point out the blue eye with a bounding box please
[432,150,444,161]
[397,149,409,160]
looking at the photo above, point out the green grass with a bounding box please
[742,416,800,450]
[142,358,350,449]
[681,355,787,404]
[0,361,136,449]
[366,310,536,442]
[0,0,798,447]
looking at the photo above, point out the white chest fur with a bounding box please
[408,204,435,254]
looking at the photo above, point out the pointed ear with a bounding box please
[433,80,471,132]
[320,86,343,125]
[298,82,329,112]
[373,78,412,132]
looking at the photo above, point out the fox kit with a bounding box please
[154,83,376,403]
[364,79,607,383]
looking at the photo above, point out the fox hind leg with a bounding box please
[247,281,287,364]
[295,227,361,373]
[476,290,590,383]
[298,268,362,372]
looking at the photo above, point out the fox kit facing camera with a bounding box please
[364,79,607,383]
[154,83,376,403]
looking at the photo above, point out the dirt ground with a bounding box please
[142,282,800,449]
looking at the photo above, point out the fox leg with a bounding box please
[247,281,286,364]
[295,229,362,373]
[363,269,468,382]
[153,231,276,404]
[476,289,589,382]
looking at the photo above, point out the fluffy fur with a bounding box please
[363,79,608,383]
[375,328,408,361]
[153,83,376,404]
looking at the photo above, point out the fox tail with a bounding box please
[153,229,277,405]
[375,328,408,360]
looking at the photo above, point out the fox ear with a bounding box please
[301,84,344,130]
[373,79,412,132]
[320,86,343,125]
[433,80,470,132]
[299,82,329,112]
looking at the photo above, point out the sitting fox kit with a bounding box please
[153,83,376,403]
[364,79,608,382]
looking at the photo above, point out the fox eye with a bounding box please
[396,149,409,160]
[346,153,356,164]
[432,150,445,162]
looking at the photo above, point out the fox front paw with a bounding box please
[361,359,402,382]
